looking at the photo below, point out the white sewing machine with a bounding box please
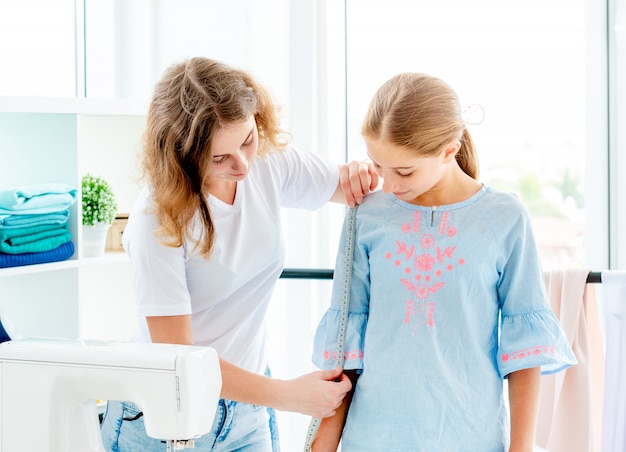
[0,334,221,452]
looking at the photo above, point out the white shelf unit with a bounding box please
[0,97,146,340]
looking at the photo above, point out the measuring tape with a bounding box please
[303,205,358,451]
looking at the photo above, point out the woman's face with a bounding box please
[208,116,259,182]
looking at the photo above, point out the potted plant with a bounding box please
[81,173,118,257]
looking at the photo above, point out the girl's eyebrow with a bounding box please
[366,152,414,170]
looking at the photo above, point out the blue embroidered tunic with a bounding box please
[313,186,576,452]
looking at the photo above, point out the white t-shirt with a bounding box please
[123,146,339,374]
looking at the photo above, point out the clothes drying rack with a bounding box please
[280,268,603,283]
[586,271,602,283]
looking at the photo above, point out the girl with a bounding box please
[100,57,378,451]
[311,73,576,452]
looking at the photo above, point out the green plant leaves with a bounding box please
[81,174,118,226]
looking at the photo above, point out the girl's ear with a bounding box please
[442,139,461,162]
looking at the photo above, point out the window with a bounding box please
[0,0,76,97]
[337,0,587,271]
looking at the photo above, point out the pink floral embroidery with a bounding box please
[405,299,413,324]
[404,299,436,333]
[501,346,555,363]
[397,242,415,260]
[439,212,449,235]
[400,279,444,299]
[415,253,435,272]
[385,210,466,333]
[436,246,456,263]
[420,234,435,249]
[325,349,364,362]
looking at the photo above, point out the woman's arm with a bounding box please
[311,370,359,452]
[330,160,379,206]
[147,315,194,344]
[507,366,541,452]
[146,315,352,418]
[220,360,351,418]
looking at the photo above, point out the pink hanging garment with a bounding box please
[536,269,605,452]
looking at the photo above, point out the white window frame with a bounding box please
[608,0,626,269]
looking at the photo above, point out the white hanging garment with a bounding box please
[600,271,626,452]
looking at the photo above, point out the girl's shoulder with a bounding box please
[478,185,531,215]
[355,190,395,213]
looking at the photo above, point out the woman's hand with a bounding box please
[331,160,379,207]
[311,369,359,452]
[218,361,351,418]
[276,367,352,418]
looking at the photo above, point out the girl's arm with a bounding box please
[147,315,352,419]
[507,366,541,452]
[311,370,359,452]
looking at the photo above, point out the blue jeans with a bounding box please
[101,399,281,451]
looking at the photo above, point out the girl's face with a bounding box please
[208,116,259,182]
[365,136,456,205]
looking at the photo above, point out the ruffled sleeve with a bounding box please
[498,309,577,377]
[312,207,369,371]
[313,308,367,370]
[488,194,577,378]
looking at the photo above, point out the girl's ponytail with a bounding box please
[457,129,479,180]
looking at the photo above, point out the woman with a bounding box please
[100,57,378,451]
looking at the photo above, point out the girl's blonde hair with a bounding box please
[142,57,288,257]
[361,73,479,179]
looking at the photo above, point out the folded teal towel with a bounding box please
[0,183,77,215]
[0,224,72,254]
[0,223,69,243]
[0,210,70,228]
[0,241,74,268]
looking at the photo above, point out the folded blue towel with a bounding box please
[0,223,72,254]
[0,240,74,268]
[0,183,77,215]
[0,210,70,228]
[0,224,72,254]
[0,223,68,242]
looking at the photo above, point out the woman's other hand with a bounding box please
[332,160,379,207]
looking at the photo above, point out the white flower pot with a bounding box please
[82,223,111,258]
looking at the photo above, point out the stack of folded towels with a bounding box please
[0,183,77,268]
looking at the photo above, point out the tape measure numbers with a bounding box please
[303,206,358,451]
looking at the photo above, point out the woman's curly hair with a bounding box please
[142,57,289,257]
